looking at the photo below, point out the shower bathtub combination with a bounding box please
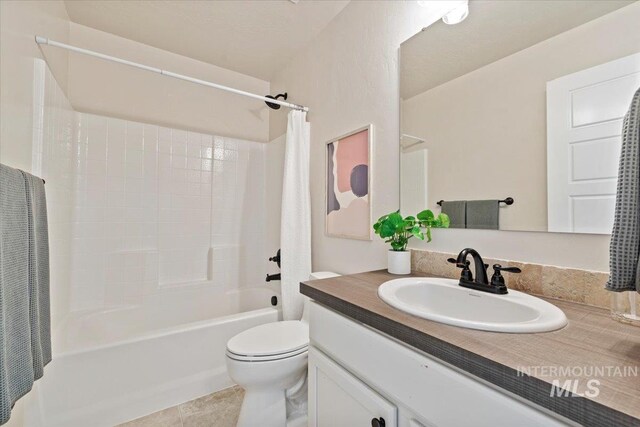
[12,30,305,427]
[25,285,280,427]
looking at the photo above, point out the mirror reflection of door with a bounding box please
[547,53,640,233]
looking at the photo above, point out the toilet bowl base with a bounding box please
[237,388,286,427]
[227,351,308,427]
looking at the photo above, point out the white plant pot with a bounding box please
[388,250,411,275]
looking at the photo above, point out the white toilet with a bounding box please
[226,271,340,427]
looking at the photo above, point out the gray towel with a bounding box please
[466,200,499,230]
[0,164,51,425]
[441,201,466,229]
[20,171,51,377]
[607,87,640,292]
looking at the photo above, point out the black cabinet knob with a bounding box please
[371,417,386,427]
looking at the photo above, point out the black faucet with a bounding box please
[447,248,521,294]
[266,249,281,282]
[265,273,281,282]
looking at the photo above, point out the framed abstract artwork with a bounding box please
[325,125,372,240]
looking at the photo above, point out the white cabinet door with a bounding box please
[547,53,640,233]
[309,347,397,427]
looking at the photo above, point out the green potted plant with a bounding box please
[373,210,450,274]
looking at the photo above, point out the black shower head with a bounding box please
[265,93,288,110]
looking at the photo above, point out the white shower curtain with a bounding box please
[280,110,311,320]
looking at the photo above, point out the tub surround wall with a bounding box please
[411,249,610,309]
[70,112,268,312]
[32,62,77,343]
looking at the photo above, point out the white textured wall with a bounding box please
[66,23,272,143]
[0,0,70,171]
[270,0,611,273]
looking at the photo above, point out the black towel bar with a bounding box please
[437,197,514,206]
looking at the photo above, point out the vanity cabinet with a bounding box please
[308,301,573,427]
[309,347,397,427]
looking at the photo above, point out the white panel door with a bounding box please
[308,347,397,427]
[547,53,640,233]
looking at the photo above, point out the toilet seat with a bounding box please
[226,321,309,362]
[226,345,308,362]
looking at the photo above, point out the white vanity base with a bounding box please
[308,302,576,427]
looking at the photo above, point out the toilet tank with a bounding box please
[309,271,341,281]
[302,271,340,323]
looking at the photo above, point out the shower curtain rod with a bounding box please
[35,36,309,112]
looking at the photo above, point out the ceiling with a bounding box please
[401,0,635,99]
[64,0,350,81]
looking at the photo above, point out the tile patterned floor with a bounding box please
[118,386,244,427]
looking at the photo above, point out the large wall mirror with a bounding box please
[400,0,639,234]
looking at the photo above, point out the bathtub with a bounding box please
[24,286,280,427]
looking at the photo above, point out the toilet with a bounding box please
[226,271,340,427]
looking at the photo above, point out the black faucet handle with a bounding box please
[268,249,281,268]
[448,258,473,281]
[490,264,520,290]
[493,264,521,274]
[447,258,469,268]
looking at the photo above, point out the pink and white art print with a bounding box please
[326,125,372,240]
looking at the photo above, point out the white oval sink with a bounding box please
[378,278,567,333]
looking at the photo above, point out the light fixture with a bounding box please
[442,1,469,25]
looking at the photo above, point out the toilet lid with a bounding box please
[226,321,309,357]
